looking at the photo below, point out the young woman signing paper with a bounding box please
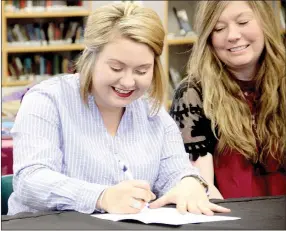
[8,2,229,216]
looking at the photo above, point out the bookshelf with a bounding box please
[164,1,198,106]
[163,1,286,107]
[6,44,85,53]
[167,37,197,46]
[1,0,92,87]
[4,10,90,18]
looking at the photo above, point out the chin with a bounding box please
[112,100,133,108]
[229,59,254,68]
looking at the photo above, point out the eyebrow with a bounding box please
[107,59,153,68]
[217,11,253,23]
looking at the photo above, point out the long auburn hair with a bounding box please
[188,1,286,164]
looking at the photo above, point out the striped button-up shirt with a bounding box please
[8,74,199,215]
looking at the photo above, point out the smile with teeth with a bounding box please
[229,45,249,52]
[113,87,133,94]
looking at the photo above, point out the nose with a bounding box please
[119,71,136,89]
[227,25,241,43]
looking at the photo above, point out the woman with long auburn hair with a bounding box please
[170,1,286,199]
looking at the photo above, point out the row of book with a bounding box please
[7,22,84,46]
[7,53,78,81]
[4,0,84,12]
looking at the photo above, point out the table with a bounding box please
[2,196,285,230]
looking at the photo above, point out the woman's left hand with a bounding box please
[149,177,231,215]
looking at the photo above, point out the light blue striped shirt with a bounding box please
[8,74,199,215]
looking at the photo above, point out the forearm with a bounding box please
[14,166,108,214]
[191,153,223,199]
[154,121,202,197]
[154,151,200,197]
[191,152,214,185]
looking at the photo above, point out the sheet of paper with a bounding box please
[92,207,241,225]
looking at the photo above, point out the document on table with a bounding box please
[92,207,241,226]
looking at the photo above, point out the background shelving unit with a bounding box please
[163,1,199,107]
[1,0,91,87]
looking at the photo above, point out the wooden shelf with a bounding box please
[2,80,32,87]
[4,10,90,18]
[167,37,197,46]
[5,44,85,53]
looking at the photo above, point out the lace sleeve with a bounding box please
[169,79,217,161]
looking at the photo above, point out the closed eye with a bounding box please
[110,67,122,72]
[238,21,249,25]
[214,28,225,32]
[135,70,147,75]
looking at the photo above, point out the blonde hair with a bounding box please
[76,2,166,114]
[188,1,286,164]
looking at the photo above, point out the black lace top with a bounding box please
[169,78,217,161]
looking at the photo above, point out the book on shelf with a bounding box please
[172,7,195,36]
[7,21,84,46]
[4,0,85,12]
[169,66,182,90]
[7,53,78,81]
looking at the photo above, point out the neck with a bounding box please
[96,103,125,137]
[228,64,259,81]
[97,104,124,118]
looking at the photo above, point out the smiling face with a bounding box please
[211,1,265,75]
[92,37,155,112]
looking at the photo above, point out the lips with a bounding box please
[112,87,134,98]
[228,45,249,52]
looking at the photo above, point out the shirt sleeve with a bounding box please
[11,87,108,214]
[169,79,217,161]
[152,108,200,198]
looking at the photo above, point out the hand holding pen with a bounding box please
[97,160,156,214]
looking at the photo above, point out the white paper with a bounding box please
[92,207,241,226]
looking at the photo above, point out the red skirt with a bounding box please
[214,151,286,199]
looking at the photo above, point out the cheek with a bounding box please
[211,36,226,60]
[211,35,228,61]
[136,73,153,89]
[243,20,264,41]
[93,69,117,86]
[211,33,225,50]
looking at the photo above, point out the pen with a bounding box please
[118,159,134,180]
[118,159,150,208]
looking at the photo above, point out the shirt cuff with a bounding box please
[75,182,109,214]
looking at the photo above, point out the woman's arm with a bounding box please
[11,88,108,214]
[152,115,201,198]
[191,153,223,199]
[170,79,223,199]
[191,153,214,184]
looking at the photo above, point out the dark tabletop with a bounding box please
[2,196,286,230]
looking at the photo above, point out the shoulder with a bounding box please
[24,73,80,101]
[174,77,202,100]
[133,98,177,129]
[170,77,203,113]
